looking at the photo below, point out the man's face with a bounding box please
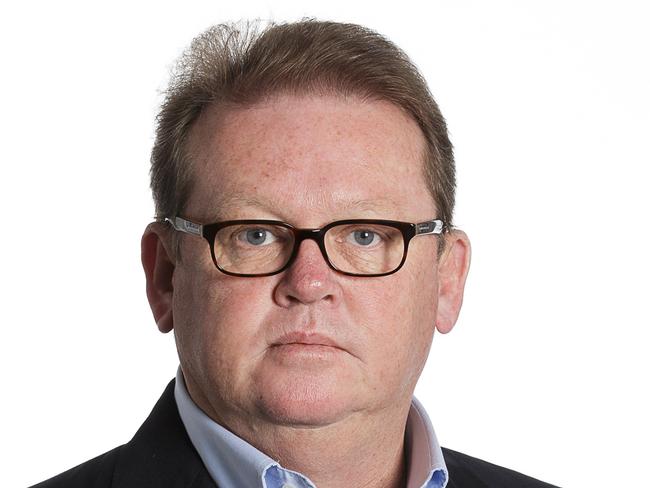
[157,94,464,431]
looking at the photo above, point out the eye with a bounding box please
[237,228,278,246]
[348,229,381,247]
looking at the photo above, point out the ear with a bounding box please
[435,230,471,334]
[141,222,175,333]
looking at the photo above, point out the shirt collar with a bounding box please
[174,368,447,488]
[405,397,448,488]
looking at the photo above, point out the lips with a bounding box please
[272,332,343,350]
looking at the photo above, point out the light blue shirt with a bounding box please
[175,368,448,488]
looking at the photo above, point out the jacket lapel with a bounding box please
[112,380,217,488]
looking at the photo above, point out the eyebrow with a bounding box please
[203,195,404,221]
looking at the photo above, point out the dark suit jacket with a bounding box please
[31,380,559,488]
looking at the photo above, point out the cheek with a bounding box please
[171,268,271,383]
[347,263,438,390]
[402,261,439,349]
[171,269,220,376]
[353,264,437,336]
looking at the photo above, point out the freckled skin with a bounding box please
[173,95,441,433]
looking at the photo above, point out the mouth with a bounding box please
[272,332,343,349]
[267,331,352,367]
[270,331,347,356]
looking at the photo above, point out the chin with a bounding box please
[254,372,358,427]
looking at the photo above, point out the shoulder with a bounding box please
[442,447,560,488]
[29,380,216,488]
[29,446,122,488]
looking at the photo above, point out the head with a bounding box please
[142,20,470,435]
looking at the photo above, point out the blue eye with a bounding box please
[232,225,283,248]
[242,228,279,246]
[352,230,378,246]
[246,229,268,245]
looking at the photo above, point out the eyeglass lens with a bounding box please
[212,222,405,275]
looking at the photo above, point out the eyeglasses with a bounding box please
[165,217,445,277]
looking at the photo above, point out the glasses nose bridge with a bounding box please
[291,227,330,264]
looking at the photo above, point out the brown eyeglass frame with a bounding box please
[165,217,445,277]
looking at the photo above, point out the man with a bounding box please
[33,20,558,488]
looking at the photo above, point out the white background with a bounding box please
[1,1,648,487]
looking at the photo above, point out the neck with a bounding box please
[188,384,413,488]
[248,409,410,488]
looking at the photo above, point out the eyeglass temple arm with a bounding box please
[414,220,444,236]
[165,216,204,236]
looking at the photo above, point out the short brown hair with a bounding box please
[150,20,455,228]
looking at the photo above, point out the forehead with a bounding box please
[186,94,435,223]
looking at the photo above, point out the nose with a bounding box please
[273,239,342,307]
